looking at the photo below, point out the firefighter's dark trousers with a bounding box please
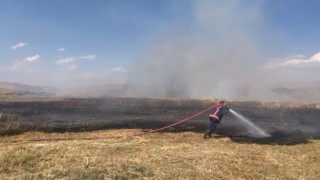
[203,117,220,138]
[208,117,220,133]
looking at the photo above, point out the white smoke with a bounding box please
[123,0,320,103]
[125,0,265,100]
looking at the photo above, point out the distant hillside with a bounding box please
[59,83,129,97]
[0,87,12,94]
[271,80,320,103]
[0,82,56,96]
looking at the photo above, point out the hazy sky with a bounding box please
[0,0,320,101]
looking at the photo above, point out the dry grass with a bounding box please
[235,101,320,110]
[0,110,23,136]
[0,97,319,179]
[0,129,319,180]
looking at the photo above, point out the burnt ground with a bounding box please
[0,97,319,145]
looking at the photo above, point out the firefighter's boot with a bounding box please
[203,131,210,139]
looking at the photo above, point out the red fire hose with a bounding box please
[7,104,217,143]
[142,104,217,134]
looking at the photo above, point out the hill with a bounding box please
[0,82,55,96]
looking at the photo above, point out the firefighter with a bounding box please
[203,100,229,139]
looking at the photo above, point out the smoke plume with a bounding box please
[125,1,264,100]
[123,0,320,102]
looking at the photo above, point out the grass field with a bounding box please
[1,129,319,180]
[0,97,319,179]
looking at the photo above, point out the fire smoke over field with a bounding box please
[126,1,265,100]
[121,0,320,102]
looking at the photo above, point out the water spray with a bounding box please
[230,109,270,138]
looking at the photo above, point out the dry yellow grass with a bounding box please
[0,129,319,180]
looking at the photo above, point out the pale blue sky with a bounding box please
[1,0,182,70]
[0,0,320,88]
